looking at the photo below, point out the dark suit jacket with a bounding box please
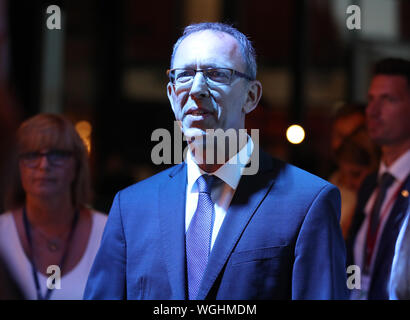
[346,173,410,300]
[84,150,348,299]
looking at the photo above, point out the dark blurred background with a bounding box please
[1,0,410,213]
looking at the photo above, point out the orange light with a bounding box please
[75,120,92,153]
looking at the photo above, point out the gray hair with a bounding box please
[170,22,257,80]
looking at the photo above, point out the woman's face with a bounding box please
[338,161,370,191]
[19,148,76,200]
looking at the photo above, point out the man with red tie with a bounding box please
[347,58,410,300]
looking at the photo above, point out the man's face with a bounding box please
[167,30,259,140]
[366,75,410,146]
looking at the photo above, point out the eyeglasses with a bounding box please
[167,68,254,86]
[19,150,74,168]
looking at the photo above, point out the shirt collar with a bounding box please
[186,135,254,192]
[378,148,410,183]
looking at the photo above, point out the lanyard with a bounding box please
[22,205,79,300]
[364,181,405,273]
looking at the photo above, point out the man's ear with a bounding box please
[167,82,177,114]
[243,80,262,114]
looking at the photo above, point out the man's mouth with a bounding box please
[367,119,382,129]
[186,108,212,117]
[190,110,208,115]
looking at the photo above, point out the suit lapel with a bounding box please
[196,150,279,299]
[373,175,410,271]
[158,164,187,299]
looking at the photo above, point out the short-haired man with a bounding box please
[347,58,410,300]
[84,22,348,300]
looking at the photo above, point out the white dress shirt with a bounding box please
[353,149,410,275]
[185,136,254,251]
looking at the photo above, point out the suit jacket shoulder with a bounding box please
[120,163,185,198]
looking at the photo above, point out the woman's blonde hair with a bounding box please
[5,113,92,210]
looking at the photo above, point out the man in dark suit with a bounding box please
[346,58,410,300]
[84,22,348,300]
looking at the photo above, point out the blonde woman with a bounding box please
[0,113,107,299]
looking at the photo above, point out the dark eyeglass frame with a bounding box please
[19,149,74,168]
[166,67,254,85]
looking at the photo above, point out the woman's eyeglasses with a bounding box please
[19,150,74,168]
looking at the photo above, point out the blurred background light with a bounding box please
[286,124,305,144]
[75,120,92,153]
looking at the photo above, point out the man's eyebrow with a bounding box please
[175,63,223,69]
[368,93,397,99]
[201,63,221,69]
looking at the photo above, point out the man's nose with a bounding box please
[366,99,381,117]
[189,71,209,98]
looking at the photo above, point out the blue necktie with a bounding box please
[186,174,215,300]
